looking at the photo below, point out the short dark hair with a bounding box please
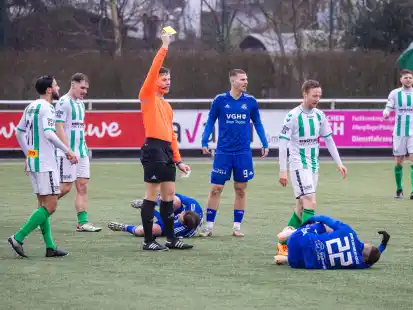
[71,72,89,83]
[159,67,170,75]
[229,69,246,77]
[400,69,413,77]
[301,79,321,93]
[35,75,54,95]
[182,211,201,229]
[365,246,381,266]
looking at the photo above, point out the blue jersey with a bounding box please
[201,92,268,154]
[288,216,370,270]
[173,194,203,238]
[155,193,203,238]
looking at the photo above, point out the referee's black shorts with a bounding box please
[140,138,176,183]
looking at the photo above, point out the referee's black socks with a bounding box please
[160,200,175,241]
[141,199,156,243]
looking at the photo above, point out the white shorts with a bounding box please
[290,169,318,199]
[30,171,61,196]
[392,136,413,156]
[57,156,90,183]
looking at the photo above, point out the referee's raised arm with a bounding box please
[138,32,193,252]
[138,37,169,101]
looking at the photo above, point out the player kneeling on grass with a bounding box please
[108,193,203,239]
[274,215,390,269]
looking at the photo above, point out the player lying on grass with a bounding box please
[108,193,203,238]
[274,215,390,269]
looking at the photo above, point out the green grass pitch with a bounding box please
[1,159,413,310]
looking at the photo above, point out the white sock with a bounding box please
[206,221,214,231]
[233,222,241,231]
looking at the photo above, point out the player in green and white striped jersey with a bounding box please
[276,80,347,256]
[8,75,78,258]
[383,69,413,199]
[55,73,101,232]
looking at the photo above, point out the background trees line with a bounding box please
[1,0,412,54]
[0,0,411,100]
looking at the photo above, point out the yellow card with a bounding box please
[162,26,177,35]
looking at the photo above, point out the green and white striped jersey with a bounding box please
[386,87,413,137]
[279,106,333,172]
[16,99,58,172]
[55,94,88,158]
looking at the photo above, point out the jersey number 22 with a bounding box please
[325,237,353,267]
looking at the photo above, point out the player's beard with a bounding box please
[52,91,60,100]
[236,84,246,92]
[157,86,169,95]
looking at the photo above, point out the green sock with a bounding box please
[77,211,88,226]
[14,206,49,243]
[40,217,56,250]
[287,211,302,229]
[395,165,403,191]
[301,208,315,225]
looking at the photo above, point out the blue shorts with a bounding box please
[154,218,165,234]
[287,230,307,268]
[287,223,327,269]
[211,152,254,185]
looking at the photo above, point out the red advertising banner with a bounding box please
[0,111,145,149]
[0,109,395,150]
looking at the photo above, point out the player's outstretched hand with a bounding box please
[161,33,171,48]
[66,151,78,165]
[261,148,269,158]
[383,110,390,120]
[201,146,210,155]
[338,164,347,179]
[378,230,390,247]
[279,171,288,187]
[177,162,191,175]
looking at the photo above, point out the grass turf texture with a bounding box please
[0,160,412,310]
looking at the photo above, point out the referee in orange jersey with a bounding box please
[138,33,193,251]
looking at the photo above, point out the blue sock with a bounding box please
[126,225,137,235]
[153,209,162,222]
[206,208,217,222]
[234,210,244,223]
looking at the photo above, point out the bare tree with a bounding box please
[246,0,322,55]
[6,0,47,20]
[201,0,240,52]
[252,0,287,56]
[110,0,121,57]
[1,1,10,49]
[71,0,155,54]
